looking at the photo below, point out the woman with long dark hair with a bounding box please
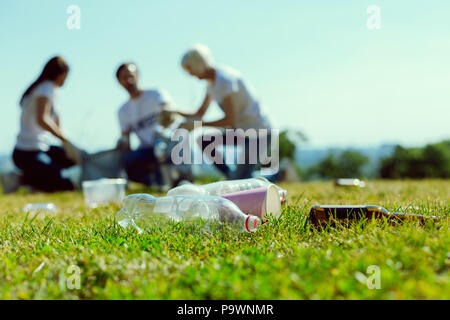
[11,56,81,192]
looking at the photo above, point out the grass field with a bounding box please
[0,180,448,299]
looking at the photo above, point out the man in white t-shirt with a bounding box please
[177,44,272,179]
[115,63,173,186]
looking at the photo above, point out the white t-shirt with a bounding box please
[207,66,271,130]
[118,89,173,147]
[16,80,58,151]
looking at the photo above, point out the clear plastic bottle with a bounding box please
[167,177,287,203]
[116,193,261,234]
[335,178,366,188]
[22,203,57,213]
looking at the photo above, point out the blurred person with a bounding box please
[177,44,272,179]
[115,62,174,186]
[8,56,81,193]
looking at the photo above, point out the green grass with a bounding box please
[0,180,448,299]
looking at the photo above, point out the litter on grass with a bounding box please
[22,203,57,213]
[116,178,287,233]
[82,178,127,208]
[116,193,261,234]
[167,177,288,204]
[307,205,441,228]
[335,178,366,188]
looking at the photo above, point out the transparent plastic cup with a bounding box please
[82,178,127,208]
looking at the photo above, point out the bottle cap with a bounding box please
[245,215,260,232]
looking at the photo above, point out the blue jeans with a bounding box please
[123,147,162,186]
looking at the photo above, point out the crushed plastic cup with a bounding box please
[82,178,127,208]
[221,184,282,221]
[22,203,57,213]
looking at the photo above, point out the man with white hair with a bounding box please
[177,44,272,179]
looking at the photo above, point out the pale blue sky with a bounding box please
[0,0,449,154]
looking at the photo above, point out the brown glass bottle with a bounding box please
[308,205,440,227]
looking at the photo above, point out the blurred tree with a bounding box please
[339,150,370,177]
[278,130,296,160]
[380,140,450,178]
[278,130,308,160]
[315,153,340,179]
[422,141,450,178]
[275,130,308,181]
[312,150,369,179]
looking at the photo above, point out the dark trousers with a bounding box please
[123,147,162,186]
[12,146,75,192]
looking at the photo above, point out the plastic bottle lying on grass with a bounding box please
[167,177,288,204]
[22,203,57,213]
[116,194,261,234]
[335,178,366,188]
